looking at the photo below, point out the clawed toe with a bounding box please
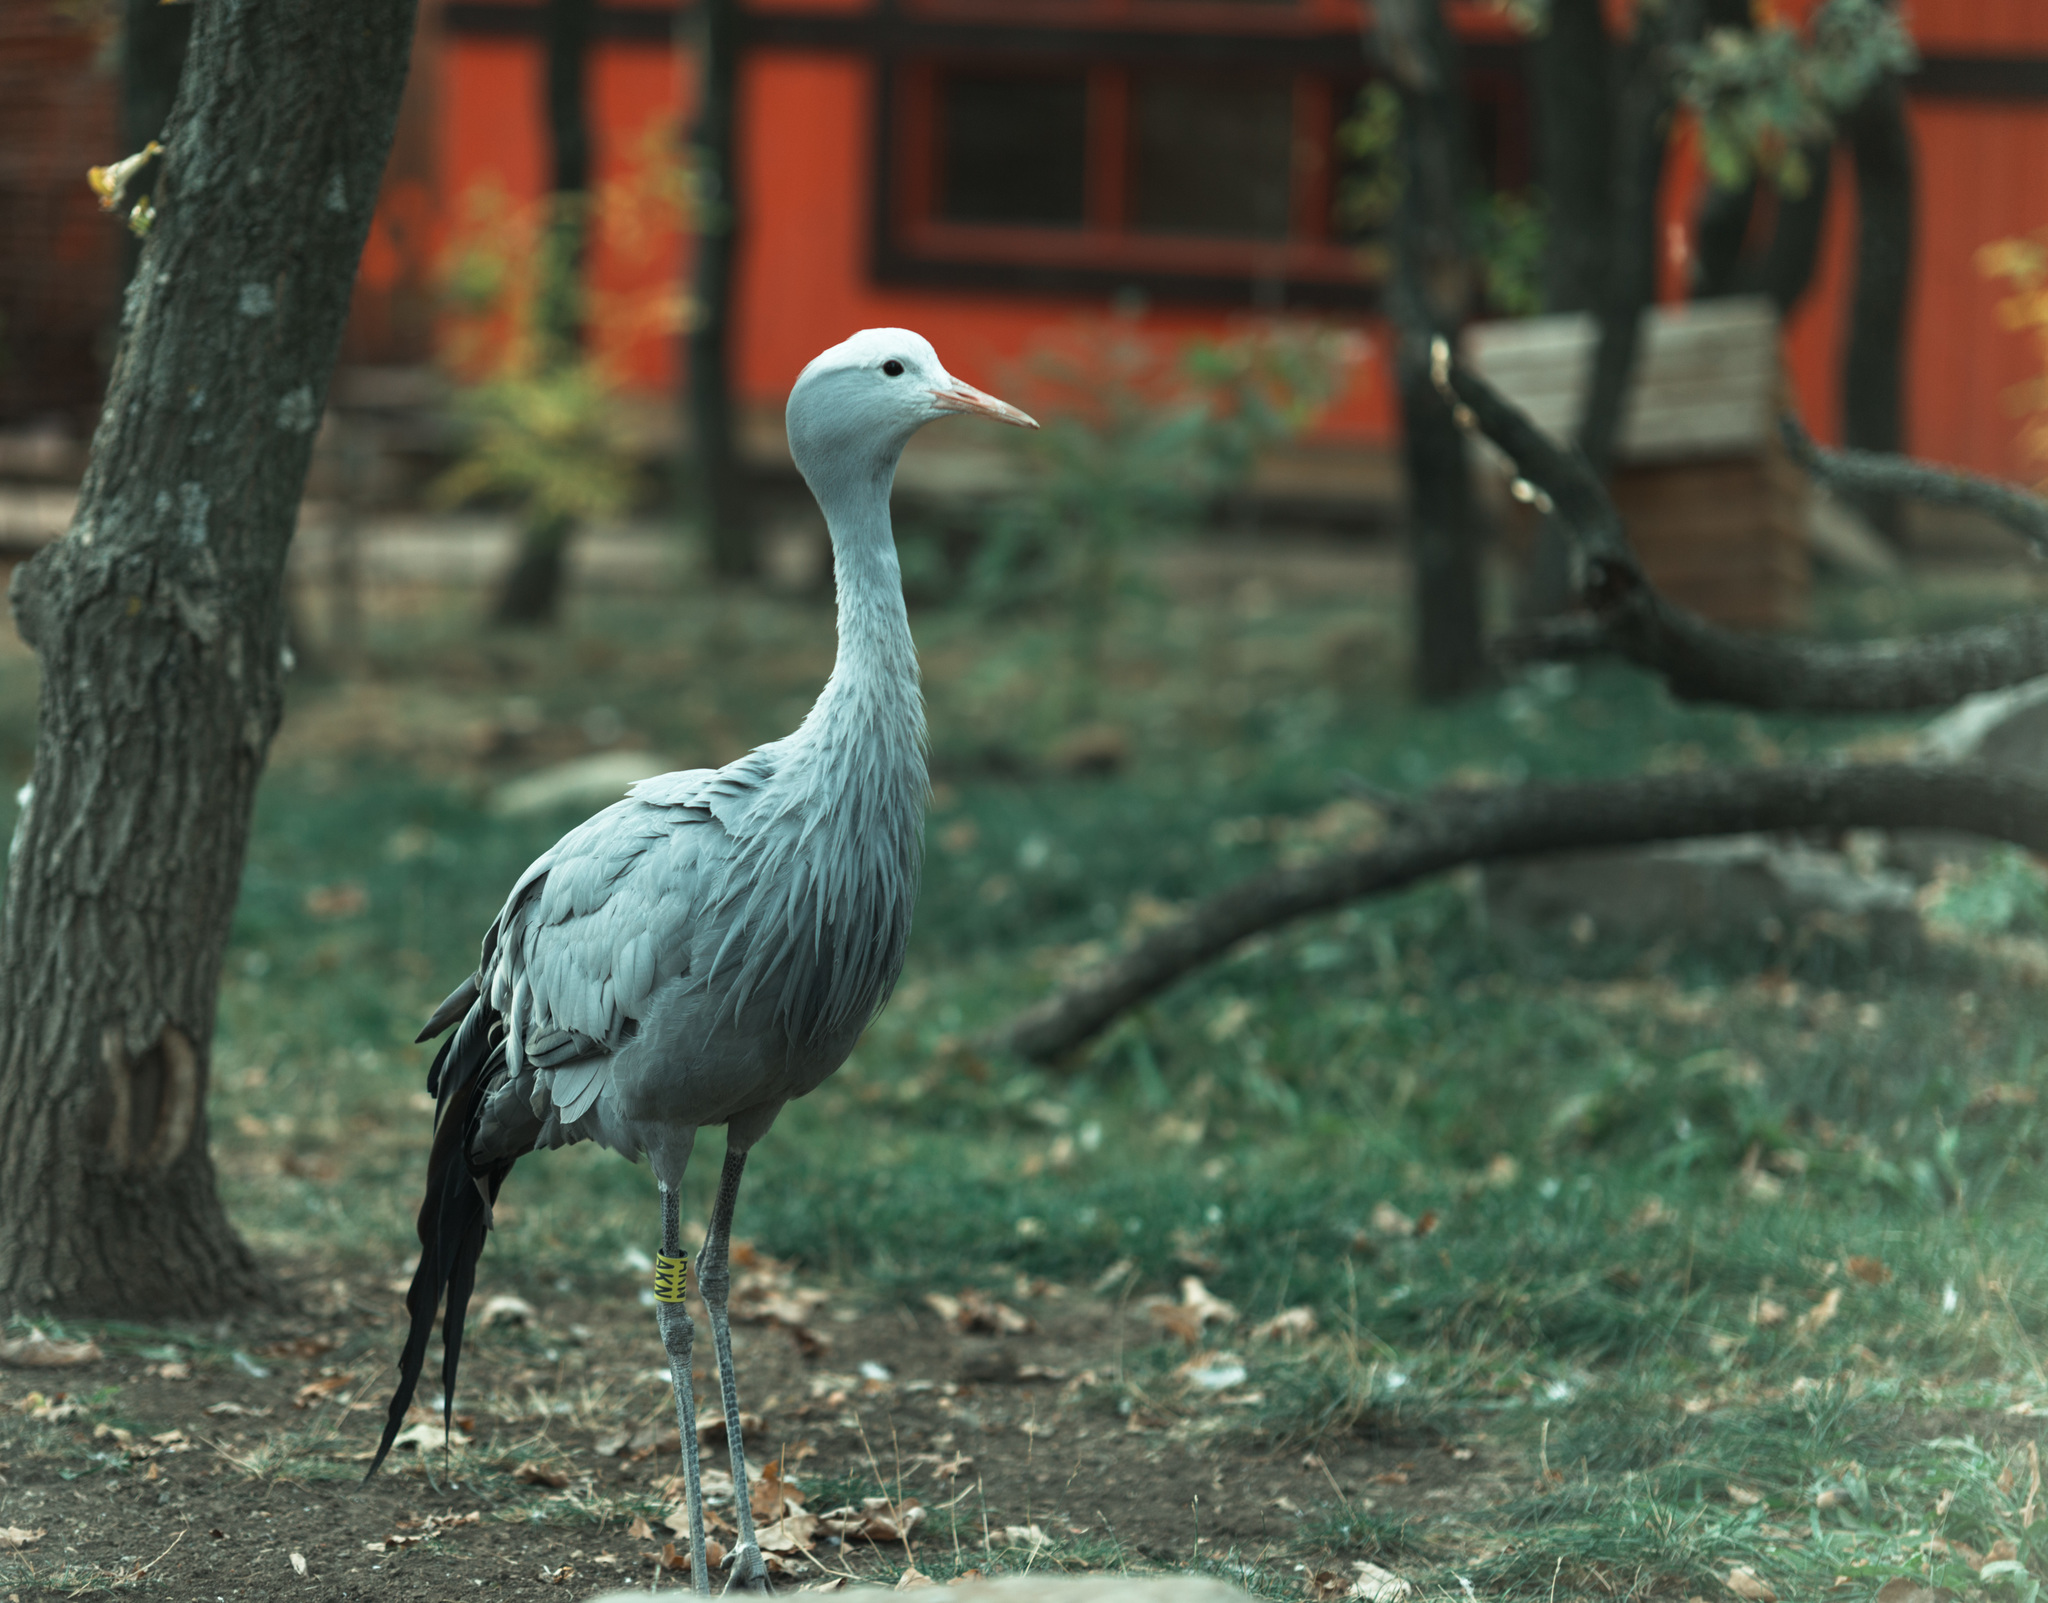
[722,1542,772,1594]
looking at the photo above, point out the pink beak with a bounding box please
[930,381,1038,429]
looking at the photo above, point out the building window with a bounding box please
[881,7,1530,308]
[1128,72,1295,239]
[938,71,1090,226]
[891,60,1358,300]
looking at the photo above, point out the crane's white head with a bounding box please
[786,329,1036,510]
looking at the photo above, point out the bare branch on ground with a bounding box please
[985,761,2048,1063]
[1781,416,2048,559]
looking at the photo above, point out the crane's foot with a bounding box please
[722,1539,771,1594]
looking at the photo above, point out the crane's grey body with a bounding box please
[463,605,926,1183]
[370,329,1035,1596]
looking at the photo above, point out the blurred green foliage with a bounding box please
[1678,0,1918,194]
[968,323,1346,714]
[1333,82,1545,319]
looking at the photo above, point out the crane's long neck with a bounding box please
[795,477,926,781]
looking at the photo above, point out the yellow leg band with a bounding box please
[654,1252,689,1304]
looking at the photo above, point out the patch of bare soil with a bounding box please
[0,1265,1506,1602]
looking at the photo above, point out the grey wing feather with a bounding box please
[417,973,481,1043]
[476,767,734,1121]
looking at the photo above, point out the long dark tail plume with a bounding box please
[365,998,519,1480]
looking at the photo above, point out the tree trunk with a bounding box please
[1841,71,1914,541]
[689,0,754,579]
[1688,0,1753,302]
[1376,0,1485,701]
[1576,1,1698,478]
[494,0,592,626]
[492,511,576,628]
[1533,0,1614,316]
[1399,351,1486,701]
[1523,0,1613,617]
[1744,147,1833,315]
[0,0,417,1319]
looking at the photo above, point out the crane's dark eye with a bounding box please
[882,359,904,377]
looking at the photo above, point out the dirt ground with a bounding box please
[0,1263,1498,1602]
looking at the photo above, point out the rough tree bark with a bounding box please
[1839,62,1915,541]
[688,0,755,579]
[1534,0,1614,317]
[0,0,418,1318]
[1757,149,1835,313]
[494,0,594,626]
[1577,1,1699,478]
[1375,0,1485,701]
[1690,0,1757,299]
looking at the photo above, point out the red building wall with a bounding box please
[1772,0,2048,483]
[422,0,2048,477]
[0,2,119,429]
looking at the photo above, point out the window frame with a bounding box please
[881,52,1370,304]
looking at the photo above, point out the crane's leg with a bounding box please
[657,1182,712,1595]
[698,1142,769,1592]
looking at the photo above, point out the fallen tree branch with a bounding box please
[1435,342,2048,711]
[984,761,2048,1062]
[1783,416,2048,559]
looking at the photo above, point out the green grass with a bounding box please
[8,562,2048,1596]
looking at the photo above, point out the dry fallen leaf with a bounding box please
[0,1527,44,1550]
[925,1289,1033,1335]
[512,1460,571,1488]
[1370,1201,1415,1238]
[479,1293,537,1329]
[290,1551,309,1576]
[1142,1275,1240,1348]
[1989,1537,2020,1563]
[387,1418,469,1453]
[1794,1288,1843,1338]
[1347,1561,1412,1603]
[294,1375,351,1408]
[1634,1193,1685,1229]
[1252,1306,1318,1344]
[204,1401,272,1418]
[1727,1484,1764,1507]
[627,1515,656,1542]
[819,1497,926,1543]
[1845,1256,1892,1286]
[658,1536,732,1574]
[895,1568,936,1590]
[0,1328,101,1368]
[751,1457,807,1520]
[1725,1566,1776,1601]
[699,1408,764,1446]
[756,1511,820,1557]
[303,880,368,919]
[1753,1298,1788,1327]
[992,1524,1050,1553]
[1872,1580,1953,1603]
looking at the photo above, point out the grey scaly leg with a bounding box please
[698,1144,768,1592]
[657,1183,712,1595]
